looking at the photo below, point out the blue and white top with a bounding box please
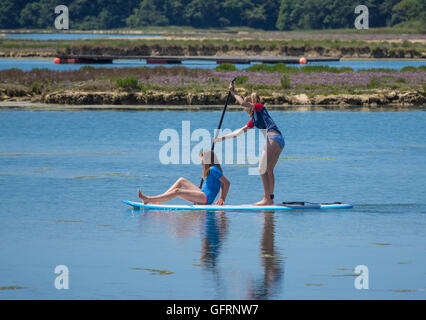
[201,165,223,204]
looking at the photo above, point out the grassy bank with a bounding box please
[2,26,425,35]
[0,64,424,106]
[0,36,425,58]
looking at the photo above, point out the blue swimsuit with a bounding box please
[246,103,285,149]
[201,166,223,204]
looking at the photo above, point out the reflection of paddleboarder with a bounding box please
[214,81,284,205]
[248,213,283,299]
[138,150,230,205]
[201,211,228,269]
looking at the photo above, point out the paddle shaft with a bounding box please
[199,78,236,189]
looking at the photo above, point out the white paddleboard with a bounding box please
[123,200,353,211]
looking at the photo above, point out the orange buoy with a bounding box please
[299,57,307,64]
[54,57,61,64]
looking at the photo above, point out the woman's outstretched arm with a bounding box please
[213,125,250,143]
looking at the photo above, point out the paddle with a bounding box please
[199,77,237,189]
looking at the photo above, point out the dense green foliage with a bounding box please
[276,0,425,30]
[215,63,238,72]
[0,0,424,31]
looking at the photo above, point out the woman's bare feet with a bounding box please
[138,189,163,204]
[138,189,150,204]
[253,197,273,206]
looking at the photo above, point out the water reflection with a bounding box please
[199,210,283,299]
[200,211,228,269]
[136,208,284,299]
[248,212,283,299]
[136,209,203,238]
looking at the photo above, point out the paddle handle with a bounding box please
[199,78,236,189]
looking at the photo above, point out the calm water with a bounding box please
[0,109,425,299]
[1,33,162,40]
[0,58,425,71]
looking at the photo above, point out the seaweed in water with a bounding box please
[370,242,391,246]
[131,268,174,275]
[0,285,27,290]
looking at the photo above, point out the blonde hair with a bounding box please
[200,150,222,179]
[244,92,260,117]
[244,93,260,104]
[250,92,260,103]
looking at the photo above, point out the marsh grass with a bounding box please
[54,37,426,52]
[245,63,355,74]
[116,76,139,91]
[0,64,424,98]
[401,65,426,72]
[245,63,299,74]
[70,79,115,92]
[0,83,30,96]
[368,77,381,89]
[235,75,249,84]
[215,63,237,72]
[280,76,291,89]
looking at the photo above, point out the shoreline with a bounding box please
[2,47,423,59]
[1,99,424,112]
[1,88,425,109]
[1,39,425,60]
[27,90,426,107]
[2,27,425,37]
[1,56,425,61]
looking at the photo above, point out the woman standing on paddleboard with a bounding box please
[138,150,230,205]
[214,81,284,206]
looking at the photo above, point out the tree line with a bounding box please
[0,0,424,31]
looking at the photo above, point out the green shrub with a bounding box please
[401,40,412,48]
[235,75,249,84]
[401,65,426,72]
[140,82,156,92]
[301,65,354,73]
[29,80,46,94]
[359,68,395,73]
[368,77,381,89]
[245,63,299,74]
[208,76,221,84]
[215,63,237,71]
[280,76,291,89]
[116,76,139,91]
[79,66,95,71]
[401,66,416,72]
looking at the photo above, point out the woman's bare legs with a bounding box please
[256,149,271,204]
[267,143,282,194]
[254,138,283,206]
[159,177,200,195]
[138,177,206,205]
[138,188,206,204]
[142,177,200,203]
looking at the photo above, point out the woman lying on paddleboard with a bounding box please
[138,150,230,205]
[214,82,284,206]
